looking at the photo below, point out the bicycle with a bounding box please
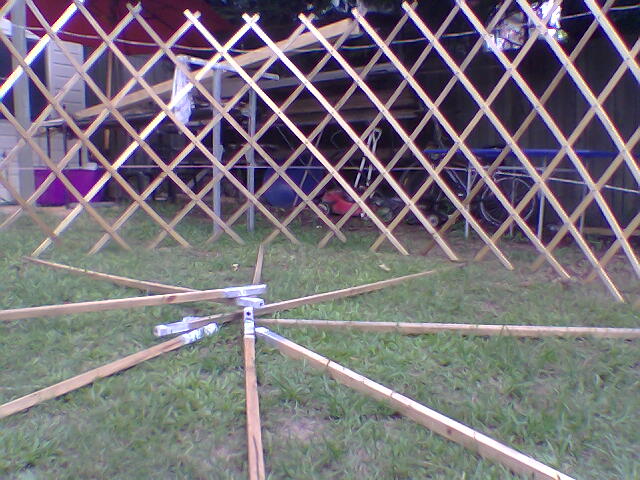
[398,150,538,229]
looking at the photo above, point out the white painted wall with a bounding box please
[0,32,86,203]
[38,40,87,169]
[0,122,19,203]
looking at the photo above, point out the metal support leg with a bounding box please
[464,165,471,239]
[212,69,223,236]
[11,0,34,198]
[537,159,547,240]
[247,90,257,232]
[578,183,588,234]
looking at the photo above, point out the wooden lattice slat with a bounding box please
[132,16,345,250]
[508,0,640,278]
[318,3,506,250]
[210,18,365,245]
[352,6,575,275]
[0,13,135,251]
[69,3,251,252]
[261,6,421,248]
[441,1,630,300]
[527,43,640,272]
[125,15,346,251]
[186,12,412,255]
[328,7,524,268]
[421,0,618,255]
[0,6,138,232]
[298,14,486,263]
[1,1,637,303]
[25,2,206,256]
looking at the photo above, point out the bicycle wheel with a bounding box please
[479,175,537,227]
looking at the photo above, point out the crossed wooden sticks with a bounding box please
[2,253,637,479]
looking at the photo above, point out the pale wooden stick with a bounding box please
[0,2,78,98]
[302,13,511,267]
[0,336,183,418]
[252,244,265,285]
[391,5,575,279]
[256,328,575,480]
[0,7,133,175]
[0,102,131,251]
[113,27,284,250]
[74,8,271,250]
[0,6,141,235]
[583,0,640,82]
[256,319,640,339]
[377,0,549,251]
[0,0,19,17]
[316,5,469,250]
[0,170,58,240]
[27,3,216,250]
[336,10,559,272]
[91,11,318,251]
[244,321,265,480]
[534,126,640,274]
[0,324,219,418]
[503,0,640,291]
[29,16,202,257]
[0,286,264,322]
[184,266,462,330]
[470,6,640,276]
[586,206,640,283]
[264,4,458,249]
[74,19,355,120]
[24,257,194,294]
[0,101,132,250]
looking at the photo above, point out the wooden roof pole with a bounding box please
[74,18,354,120]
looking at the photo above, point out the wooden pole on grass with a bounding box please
[0,324,219,418]
[182,266,462,331]
[0,285,265,322]
[1,267,454,418]
[252,244,265,285]
[256,328,576,480]
[24,257,195,294]
[243,311,265,480]
[256,319,640,339]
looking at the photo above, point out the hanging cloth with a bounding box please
[171,55,193,125]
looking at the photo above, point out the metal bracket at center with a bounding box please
[244,306,256,338]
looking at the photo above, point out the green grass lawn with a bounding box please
[0,207,638,479]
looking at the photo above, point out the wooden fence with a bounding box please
[0,0,638,304]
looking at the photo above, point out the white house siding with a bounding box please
[0,37,86,202]
[36,40,86,169]
[0,121,19,203]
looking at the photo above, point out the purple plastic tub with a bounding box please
[33,168,105,206]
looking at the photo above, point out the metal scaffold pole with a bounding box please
[11,0,34,197]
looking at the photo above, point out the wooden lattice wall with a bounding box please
[0,0,638,304]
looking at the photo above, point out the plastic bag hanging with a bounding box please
[489,8,526,51]
[171,55,194,125]
[530,1,568,43]
[487,0,567,53]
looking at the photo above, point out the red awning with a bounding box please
[22,0,232,54]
